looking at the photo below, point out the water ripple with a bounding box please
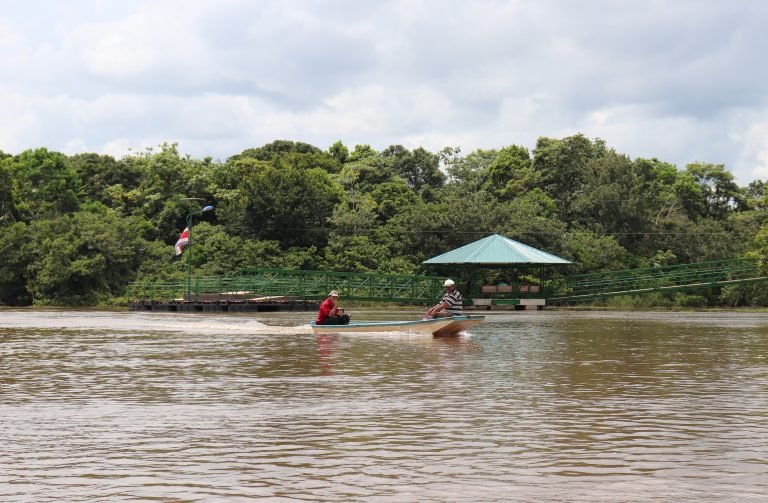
[1,309,767,501]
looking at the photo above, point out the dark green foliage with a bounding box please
[1,134,766,307]
[532,134,607,222]
[25,209,152,305]
[219,161,342,248]
[562,232,630,274]
[8,148,81,219]
[348,144,378,162]
[443,147,495,194]
[338,156,396,192]
[328,141,349,164]
[381,145,445,194]
[0,160,18,223]
[685,163,744,219]
[70,153,141,205]
[483,144,533,199]
[0,222,33,305]
[233,140,324,161]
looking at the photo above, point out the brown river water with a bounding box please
[1,308,767,502]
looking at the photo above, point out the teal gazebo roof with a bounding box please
[423,234,571,266]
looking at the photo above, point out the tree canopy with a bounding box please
[1,136,767,307]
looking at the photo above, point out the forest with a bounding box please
[2,134,768,307]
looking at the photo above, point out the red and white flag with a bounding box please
[175,227,190,255]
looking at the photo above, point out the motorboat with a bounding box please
[310,315,485,337]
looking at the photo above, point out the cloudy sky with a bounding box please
[1,0,767,183]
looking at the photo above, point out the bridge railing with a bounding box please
[128,259,768,305]
[128,268,444,303]
[551,257,763,302]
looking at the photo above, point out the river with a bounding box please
[1,309,767,502]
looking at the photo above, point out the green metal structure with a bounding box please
[128,258,768,306]
[549,257,768,304]
[128,268,445,304]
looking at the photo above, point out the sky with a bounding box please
[1,0,768,184]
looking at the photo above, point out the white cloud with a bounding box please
[69,4,211,81]
[1,0,768,183]
[583,104,706,161]
[0,16,22,46]
[753,132,768,180]
[733,120,768,181]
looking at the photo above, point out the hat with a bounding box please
[328,290,339,297]
[443,279,455,287]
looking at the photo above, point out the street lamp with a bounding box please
[186,204,214,300]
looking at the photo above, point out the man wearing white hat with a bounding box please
[425,279,463,319]
[316,290,351,325]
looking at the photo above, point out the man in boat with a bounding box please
[316,290,351,325]
[425,279,463,319]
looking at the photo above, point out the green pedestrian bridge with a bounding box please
[127,257,768,309]
[549,257,768,304]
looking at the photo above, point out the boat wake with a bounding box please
[0,310,314,336]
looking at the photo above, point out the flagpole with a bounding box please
[186,212,193,301]
[184,204,214,301]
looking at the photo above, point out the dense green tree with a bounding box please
[233,140,323,161]
[532,134,607,221]
[650,206,741,263]
[7,148,81,220]
[685,162,744,219]
[483,144,534,199]
[0,159,18,223]
[488,191,567,254]
[752,222,768,274]
[273,150,341,174]
[670,171,706,221]
[0,222,33,305]
[348,144,378,162]
[562,231,630,273]
[381,145,445,193]
[573,151,659,251]
[329,190,379,233]
[0,136,765,307]
[189,223,285,277]
[337,156,397,193]
[278,246,323,270]
[382,191,497,267]
[442,147,496,194]
[368,179,421,222]
[328,140,349,164]
[26,208,152,305]
[119,143,220,242]
[69,153,141,207]
[743,180,767,210]
[220,162,343,248]
[322,234,394,272]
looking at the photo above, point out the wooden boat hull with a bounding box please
[310,315,484,337]
[432,315,485,337]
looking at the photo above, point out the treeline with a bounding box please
[1,135,768,306]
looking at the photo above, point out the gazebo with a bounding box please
[422,234,571,309]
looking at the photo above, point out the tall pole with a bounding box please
[186,212,193,301]
[184,205,213,302]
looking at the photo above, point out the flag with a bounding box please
[175,227,190,256]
